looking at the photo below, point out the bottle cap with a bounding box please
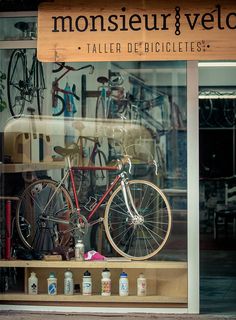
[84,270,91,276]
[102,268,111,278]
[120,272,127,277]
[49,272,55,278]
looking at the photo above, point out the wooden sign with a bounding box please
[37,0,236,62]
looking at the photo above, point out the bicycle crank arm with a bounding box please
[88,217,104,227]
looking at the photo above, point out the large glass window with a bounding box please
[0,16,188,309]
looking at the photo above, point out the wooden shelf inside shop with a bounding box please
[0,259,187,269]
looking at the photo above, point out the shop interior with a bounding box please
[199,62,236,313]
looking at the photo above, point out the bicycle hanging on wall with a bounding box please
[51,62,94,116]
[7,48,45,118]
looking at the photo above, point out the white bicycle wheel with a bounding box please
[104,180,171,260]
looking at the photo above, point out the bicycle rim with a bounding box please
[16,179,73,253]
[52,94,65,116]
[104,180,172,260]
[199,99,213,127]
[7,49,26,117]
[36,60,45,115]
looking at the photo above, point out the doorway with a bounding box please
[199,62,236,314]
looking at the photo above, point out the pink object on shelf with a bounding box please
[84,250,105,261]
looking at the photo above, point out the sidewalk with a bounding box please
[0,311,236,320]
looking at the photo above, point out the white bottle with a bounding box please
[101,268,111,296]
[137,273,147,296]
[75,239,84,261]
[64,270,74,295]
[119,272,129,296]
[28,272,38,294]
[47,272,57,295]
[82,270,92,295]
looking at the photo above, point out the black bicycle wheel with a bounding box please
[199,99,213,127]
[36,60,45,115]
[90,221,114,256]
[52,94,65,116]
[52,62,65,73]
[224,99,236,127]
[7,49,26,117]
[16,179,74,253]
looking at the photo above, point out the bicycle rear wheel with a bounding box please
[16,179,73,253]
[36,60,45,115]
[104,180,171,260]
[52,94,65,116]
[7,49,26,117]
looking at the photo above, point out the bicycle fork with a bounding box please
[120,173,144,226]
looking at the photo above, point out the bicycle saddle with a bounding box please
[97,76,109,84]
[15,21,29,32]
[54,144,80,157]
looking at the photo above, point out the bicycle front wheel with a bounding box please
[104,180,171,260]
[7,49,26,117]
[16,179,74,253]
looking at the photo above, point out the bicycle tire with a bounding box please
[16,179,74,253]
[95,95,105,118]
[224,99,235,127]
[52,93,65,116]
[199,99,213,127]
[36,60,45,115]
[52,62,65,73]
[104,180,171,260]
[7,49,26,117]
[90,221,114,256]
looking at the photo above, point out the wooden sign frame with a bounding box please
[37,0,236,62]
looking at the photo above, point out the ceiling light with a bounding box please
[198,62,236,67]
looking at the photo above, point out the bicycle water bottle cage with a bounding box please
[97,76,108,84]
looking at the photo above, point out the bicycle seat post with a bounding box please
[66,154,72,169]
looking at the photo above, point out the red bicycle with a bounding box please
[52,62,94,116]
[15,142,171,260]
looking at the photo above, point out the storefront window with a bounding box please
[0,12,189,311]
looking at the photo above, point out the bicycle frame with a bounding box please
[40,152,140,231]
[52,64,93,98]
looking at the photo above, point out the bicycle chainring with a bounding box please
[69,210,88,241]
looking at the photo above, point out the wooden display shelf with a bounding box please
[0,259,187,269]
[0,161,64,173]
[0,293,187,304]
[0,259,188,307]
